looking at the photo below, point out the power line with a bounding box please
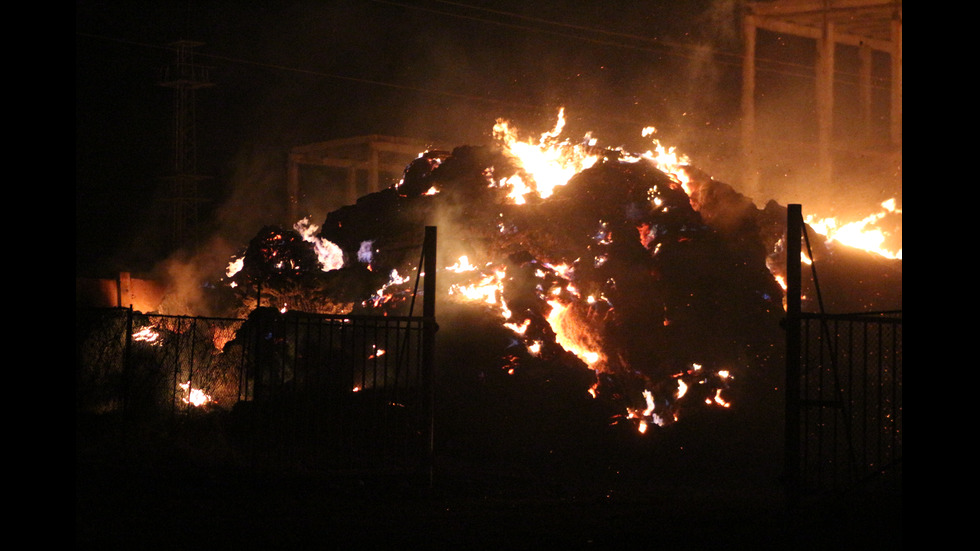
[76,31,549,114]
[372,0,728,63]
[373,0,893,87]
[77,0,894,127]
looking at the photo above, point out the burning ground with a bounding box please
[219,110,901,435]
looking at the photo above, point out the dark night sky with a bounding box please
[75,1,762,277]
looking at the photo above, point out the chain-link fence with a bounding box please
[76,307,245,419]
[797,312,903,497]
[76,306,432,476]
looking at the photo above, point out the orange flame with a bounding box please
[806,199,902,259]
[294,217,346,271]
[492,108,601,202]
[226,256,244,278]
[545,299,603,369]
[133,326,162,346]
[446,255,479,273]
[179,381,212,407]
[448,265,508,312]
[366,269,412,308]
[624,127,693,191]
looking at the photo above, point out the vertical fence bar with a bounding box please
[862,320,870,473]
[122,306,134,426]
[785,204,802,509]
[875,323,888,470]
[253,312,263,402]
[189,317,197,414]
[815,318,824,489]
[891,321,900,465]
[422,225,437,486]
[172,317,181,416]
[239,321,250,402]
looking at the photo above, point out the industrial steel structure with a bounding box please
[287,135,436,224]
[159,40,214,251]
[741,0,902,192]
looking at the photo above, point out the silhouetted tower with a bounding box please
[159,40,213,251]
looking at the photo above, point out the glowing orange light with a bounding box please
[805,199,902,260]
[178,381,212,407]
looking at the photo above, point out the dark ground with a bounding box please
[76,400,902,551]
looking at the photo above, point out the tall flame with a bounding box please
[493,108,601,202]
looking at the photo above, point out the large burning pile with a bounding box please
[218,109,901,432]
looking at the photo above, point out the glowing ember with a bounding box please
[366,269,412,307]
[527,341,542,356]
[448,268,506,309]
[543,262,574,279]
[711,388,732,408]
[545,299,603,369]
[677,378,689,399]
[627,389,661,433]
[132,326,162,346]
[503,318,531,335]
[446,255,478,273]
[178,381,212,407]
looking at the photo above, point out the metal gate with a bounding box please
[235,310,433,476]
[75,308,247,418]
[77,227,438,481]
[784,205,902,507]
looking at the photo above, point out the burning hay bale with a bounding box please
[298,143,787,430]
[224,221,388,316]
[217,111,900,433]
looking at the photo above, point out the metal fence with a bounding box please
[232,308,432,474]
[77,226,439,479]
[76,307,432,475]
[75,307,246,419]
[784,205,902,507]
[797,312,902,498]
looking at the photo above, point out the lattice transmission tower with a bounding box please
[159,40,214,251]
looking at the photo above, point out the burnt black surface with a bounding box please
[76,388,902,550]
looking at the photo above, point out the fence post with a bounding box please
[422,226,437,486]
[785,204,802,509]
[122,305,134,418]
